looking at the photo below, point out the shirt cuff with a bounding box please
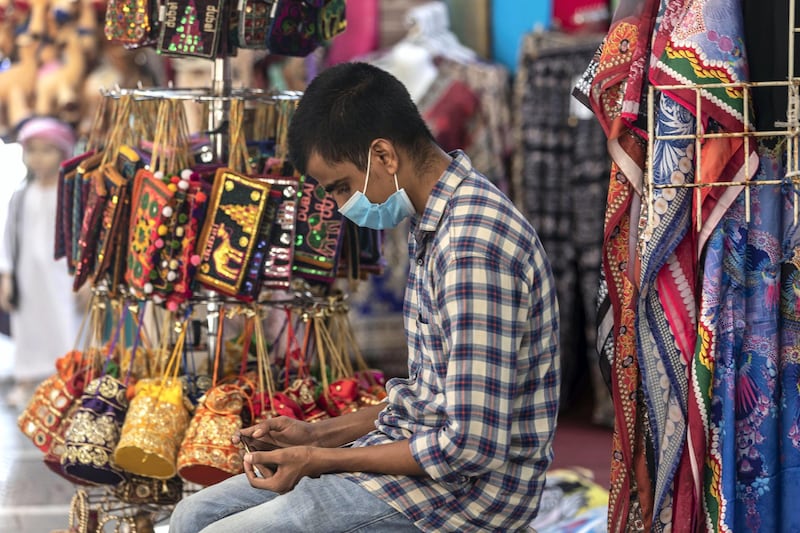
[409,428,468,485]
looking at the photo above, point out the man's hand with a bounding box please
[243,439,428,493]
[244,446,322,493]
[233,416,319,451]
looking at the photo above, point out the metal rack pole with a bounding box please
[205,57,232,361]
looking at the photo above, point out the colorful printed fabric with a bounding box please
[577,1,660,528]
[649,0,749,133]
[636,94,698,532]
[651,0,756,255]
[694,147,800,532]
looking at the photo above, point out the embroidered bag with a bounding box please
[157,0,225,59]
[195,168,271,297]
[177,309,250,485]
[104,0,155,46]
[61,303,131,486]
[114,313,191,479]
[17,298,100,454]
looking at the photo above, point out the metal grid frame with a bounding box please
[645,0,800,231]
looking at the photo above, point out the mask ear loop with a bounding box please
[362,148,372,194]
[393,173,400,192]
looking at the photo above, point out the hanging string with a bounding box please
[151,99,192,176]
[273,100,297,164]
[124,304,148,386]
[253,102,277,144]
[86,95,114,153]
[228,98,253,175]
[99,94,135,167]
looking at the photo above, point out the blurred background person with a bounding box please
[0,117,83,408]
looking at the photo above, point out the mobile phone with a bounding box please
[240,437,278,476]
[239,434,279,452]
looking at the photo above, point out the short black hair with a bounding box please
[288,62,435,175]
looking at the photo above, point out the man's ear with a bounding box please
[370,138,400,177]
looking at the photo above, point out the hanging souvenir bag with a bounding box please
[72,168,108,291]
[264,100,345,286]
[228,99,289,300]
[157,0,226,59]
[281,308,330,422]
[112,306,185,503]
[17,354,87,453]
[104,0,156,47]
[61,302,132,486]
[256,101,299,290]
[315,0,347,44]
[147,101,198,304]
[17,298,99,455]
[195,167,272,298]
[55,150,96,262]
[62,97,116,274]
[292,176,344,285]
[266,0,321,56]
[93,98,154,290]
[125,168,175,299]
[177,309,253,485]
[39,300,108,485]
[165,175,209,307]
[92,105,153,291]
[72,95,139,291]
[239,0,274,49]
[124,99,191,300]
[114,312,191,479]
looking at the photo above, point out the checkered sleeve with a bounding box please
[408,253,529,482]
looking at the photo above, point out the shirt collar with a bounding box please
[414,150,472,233]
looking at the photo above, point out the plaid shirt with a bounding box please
[344,152,560,532]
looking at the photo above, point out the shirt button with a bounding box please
[416,258,423,266]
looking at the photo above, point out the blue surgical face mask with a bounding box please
[338,150,416,229]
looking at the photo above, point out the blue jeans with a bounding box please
[168,473,421,533]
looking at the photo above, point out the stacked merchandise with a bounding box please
[15,1,392,529]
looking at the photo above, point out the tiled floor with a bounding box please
[0,376,612,533]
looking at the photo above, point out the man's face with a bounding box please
[305,150,395,208]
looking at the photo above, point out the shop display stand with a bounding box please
[61,53,344,531]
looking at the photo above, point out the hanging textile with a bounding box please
[692,147,800,532]
[573,0,668,530]
[579,0,800,531]
[514,31,612,423]
[436,57,513,192]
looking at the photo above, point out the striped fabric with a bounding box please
[343,151,560,532]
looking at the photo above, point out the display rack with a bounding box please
[644,3,800,232]
[53,50,363,530]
